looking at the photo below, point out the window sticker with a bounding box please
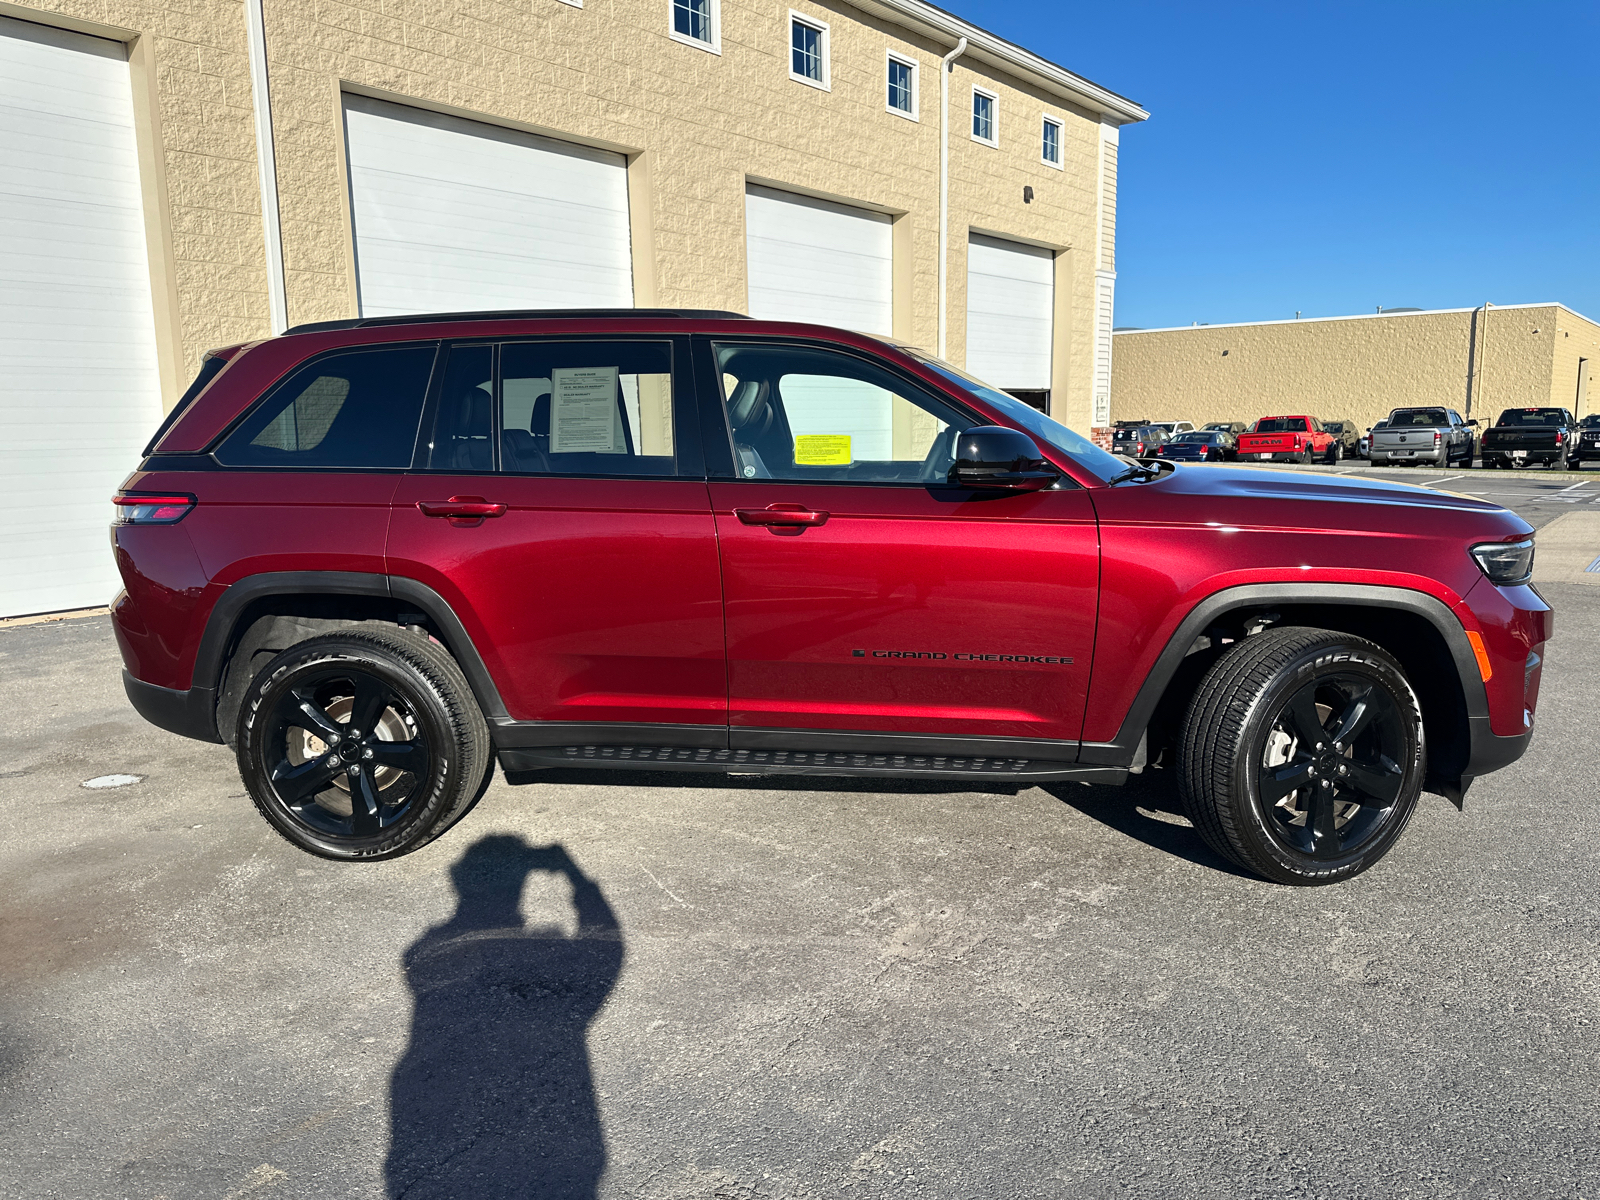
[794,434,852,465]
[550,366,623,453]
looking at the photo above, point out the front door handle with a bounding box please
[735,504,830,527]
[418,496,508,519]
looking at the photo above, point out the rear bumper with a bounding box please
[1371,447,1446,464]
[1483,448,1562,464]
[122,670,221,744]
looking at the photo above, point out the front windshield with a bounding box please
[1582,415,1600,428]
[910,354,1127,481]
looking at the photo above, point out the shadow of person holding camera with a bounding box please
[386,835,624,1199]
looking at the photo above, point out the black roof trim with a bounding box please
[283,308,750,336]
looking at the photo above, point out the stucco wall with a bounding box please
[1111,305,1571,434]
[8,0,1131,420]
[1550,307,1600,418]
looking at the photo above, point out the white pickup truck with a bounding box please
[1367,407,1478,467]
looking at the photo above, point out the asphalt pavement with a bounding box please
[1,469,1596,1200]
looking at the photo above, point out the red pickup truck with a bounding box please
[1237,416,1340,464]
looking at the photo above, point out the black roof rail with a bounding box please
[283,308,751,336]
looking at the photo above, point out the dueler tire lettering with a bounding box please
[1176,626,1425,886]
[236,628,491,861]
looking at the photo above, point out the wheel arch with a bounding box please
[195,572,508,745]
[1080,583,1487,800]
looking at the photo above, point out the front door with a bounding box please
[386,337,726,743]
[699,338,1099,755]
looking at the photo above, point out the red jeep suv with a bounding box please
[112,310,1548,885]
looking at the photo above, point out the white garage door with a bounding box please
[965,233,1054,391]
[745,185,892,335]
[0,17,163,618]
[343,95,633,317]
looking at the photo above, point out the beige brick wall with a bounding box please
[9,0,1130,423]
[1111,305,1575,434]
[1550,306,1600,418]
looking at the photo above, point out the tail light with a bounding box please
[1136,441,1146,454]
[1557,429,1566,443]
[113,492,196,525]
[1433,431,1442,446]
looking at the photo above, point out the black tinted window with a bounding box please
[1391,409,1448,427]
[1497,409,1567,426]
[218,346,435,468]
[1253,418,1308,433]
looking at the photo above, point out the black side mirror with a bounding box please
[947,426,1059,491]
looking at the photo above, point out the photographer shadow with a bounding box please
[386,835,623,1199]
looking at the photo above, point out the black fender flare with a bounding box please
[189,571,509,738]
[1077,583,1499,796]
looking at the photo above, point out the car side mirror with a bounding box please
[1468,419,1481,426]
[947,426,1059,491]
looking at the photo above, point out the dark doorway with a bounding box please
[386,836,624,1199]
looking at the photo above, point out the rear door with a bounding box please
[386,337,726,743]
[699,337,1099,756]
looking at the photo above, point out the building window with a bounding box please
[790,12,829,90]
[886,51,918,119]
[972,88,997,146]
[671,0,719,53]
[1041,115,1063,168]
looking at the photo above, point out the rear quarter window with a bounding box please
[216,345,436,468]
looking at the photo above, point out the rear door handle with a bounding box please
[418,496,508,518]
[735,505,830,527]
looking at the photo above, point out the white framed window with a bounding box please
[789,11,830,90]
[671,0,720,54]
[886,50,918,120]
[1041,114,1063,168]
[971,86,998,147]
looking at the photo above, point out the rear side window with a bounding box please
[216,346,436,468]
[425,340,681,477]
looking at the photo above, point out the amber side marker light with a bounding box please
[1465,630,1494,682]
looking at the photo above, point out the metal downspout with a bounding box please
[245,0,288,334]
[938,36,968,360]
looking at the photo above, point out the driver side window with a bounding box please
[713,343,976,483]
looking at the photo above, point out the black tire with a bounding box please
[1177,626,1425,885]
[236,628,492,861]
[1325,442,1342,465]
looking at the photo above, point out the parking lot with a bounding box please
[2,466,1597,1200]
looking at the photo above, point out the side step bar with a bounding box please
[499,743,1127,785]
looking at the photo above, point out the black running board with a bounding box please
[498,743,1126,785]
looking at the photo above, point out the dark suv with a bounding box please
[114,310,1549,885]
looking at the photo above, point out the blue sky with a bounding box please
[955,0,1600,330]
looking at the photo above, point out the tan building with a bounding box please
[0,0,1144,616]
[1111,304,1600,435]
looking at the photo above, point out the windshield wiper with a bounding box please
[1107,463,1160,485]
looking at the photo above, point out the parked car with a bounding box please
[1572,414,1600,469]
[1359,420,1390,460]
[1111,424,1168,458]
[1151,421,1197,437]
[1237,415,1340,464]
[1479,407,1579,469]
[1368,407,1477,467]
[1156,430,1235,462]
[1320,421,1360,460]
[112,308,1547,885]
[1203,422,1248,435]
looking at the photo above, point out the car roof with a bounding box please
[282,307,751,335]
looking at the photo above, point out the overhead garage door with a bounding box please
[965,233,1054,392]
[745,185,892,335]
[343,95,633,317]
[0,17,164,618]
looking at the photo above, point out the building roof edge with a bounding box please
[859,0,1149,123]
[1113,303,1578,337]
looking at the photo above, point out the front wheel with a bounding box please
[1177,627,1425,885]
[236,628,492,860]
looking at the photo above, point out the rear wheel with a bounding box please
[236,629,492,860]
[1325,442,1342,465]
[1177,627,1424,885]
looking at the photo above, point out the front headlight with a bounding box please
[1470,538,1535,586]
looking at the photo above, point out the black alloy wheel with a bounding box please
[236,629,492,860]
[1178,626,1424,885]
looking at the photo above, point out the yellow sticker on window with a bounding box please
[793,434,852,465]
